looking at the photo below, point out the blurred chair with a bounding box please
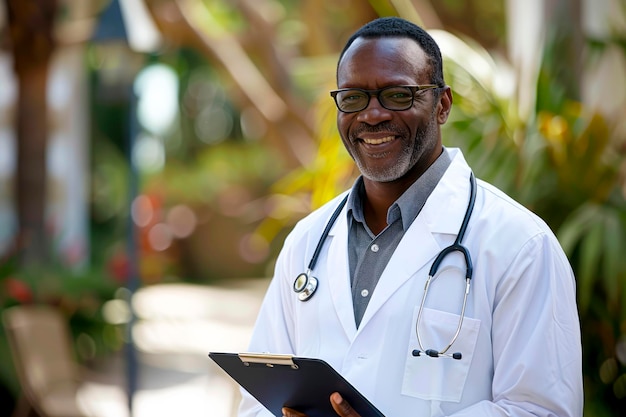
[3,304,90,417]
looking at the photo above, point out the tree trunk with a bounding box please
[5,0,58,266]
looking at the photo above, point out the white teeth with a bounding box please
[363,136,394,145]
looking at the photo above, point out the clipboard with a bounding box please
[209,352,385,417]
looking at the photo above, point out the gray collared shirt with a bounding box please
[346,148,452,327]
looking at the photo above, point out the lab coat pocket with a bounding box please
[401,307,480,402]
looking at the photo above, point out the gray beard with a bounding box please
[358,143,416,182]
[359,118,437,183]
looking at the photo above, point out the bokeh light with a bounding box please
[135,64,179,135]
[147,223,173,252]
[239,232,269,264]
[614,373,626,399]
[166,205,198,239]
[240,106,267,141]
[102,299,132,325]
[131,195,156,228]
[195,106,233,144]
[132,133,165,174]
[600,357,619,384]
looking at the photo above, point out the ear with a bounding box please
[436,86,453,124]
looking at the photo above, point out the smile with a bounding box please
[362,136,394,145]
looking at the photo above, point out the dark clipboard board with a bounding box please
[209,352,385,417]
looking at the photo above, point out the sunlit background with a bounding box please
[0,0,625,416]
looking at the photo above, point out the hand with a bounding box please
[281,392,362,417]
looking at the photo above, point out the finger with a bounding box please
[330,392,361,416]
[282,406,307,417]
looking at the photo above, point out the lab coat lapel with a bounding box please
[356,214,440,329]
[326,207,358,340]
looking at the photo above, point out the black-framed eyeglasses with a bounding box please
[329,84,442,113]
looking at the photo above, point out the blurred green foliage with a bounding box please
[2,0,624,415]
[0,255,120,396]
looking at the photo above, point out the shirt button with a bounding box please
[361,289,369,297]
[370,244,379,252]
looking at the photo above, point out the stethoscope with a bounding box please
[293,173,477,359]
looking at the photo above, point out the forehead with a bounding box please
[337,37,430,86]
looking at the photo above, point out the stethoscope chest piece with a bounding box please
[293,194,349,302]
[293,272,318,301]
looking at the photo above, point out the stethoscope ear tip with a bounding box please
[411,349,462,359]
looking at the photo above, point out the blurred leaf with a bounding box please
[601,208,626,308]
[367,0,400,17]
[578,220,603,313]
[558,204,598,254]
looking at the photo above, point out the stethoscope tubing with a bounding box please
[293,194,349,301]
[428,172,476,279]
[306,194,349,272]
[415,172,476,359]
[295,168,477,360]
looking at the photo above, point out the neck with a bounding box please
[361,179,408,235]
[360,146,444,234]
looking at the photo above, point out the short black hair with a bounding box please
[337,17,444,87]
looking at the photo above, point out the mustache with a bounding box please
[350,123,405,140]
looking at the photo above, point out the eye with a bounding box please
[382,87,413,103]
[386,90,411,99]
[341,90,366,103]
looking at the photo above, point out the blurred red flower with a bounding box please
[4,278,33,303]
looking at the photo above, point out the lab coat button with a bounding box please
[371,244,379,252]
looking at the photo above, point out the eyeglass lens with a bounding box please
[335,86,415,113]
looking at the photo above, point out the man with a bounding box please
[239,17,583,417]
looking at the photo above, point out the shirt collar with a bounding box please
[347,147,452,231]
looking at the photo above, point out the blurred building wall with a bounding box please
[507,0,626,122]
[0,46,90,267]
[0,51,17,256]
[581,0,626,123]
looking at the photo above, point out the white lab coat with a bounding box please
[239,148,583,417]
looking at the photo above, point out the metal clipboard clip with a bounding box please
[238,353,300,369]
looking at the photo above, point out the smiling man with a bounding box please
[238,17,583,417]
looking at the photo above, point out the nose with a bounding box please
[355,95,393,124]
